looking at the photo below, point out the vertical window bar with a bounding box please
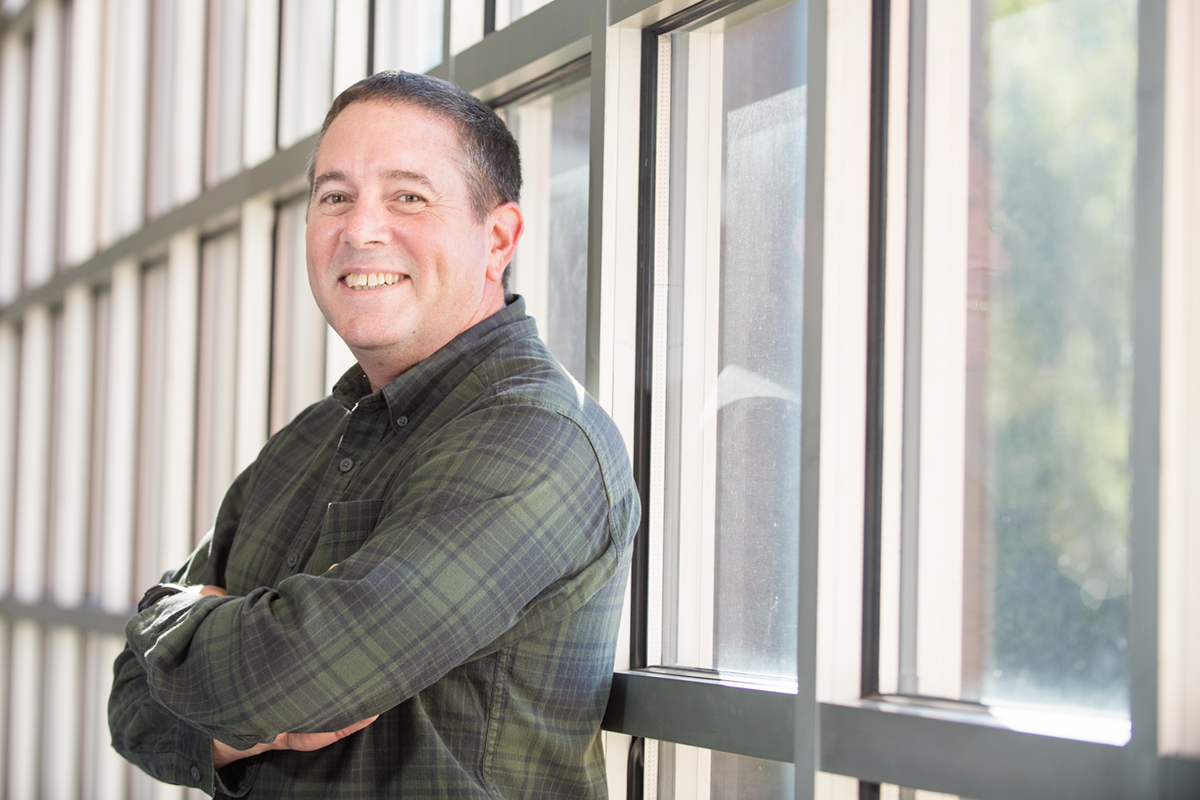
[366,0,376,75]
[631,28,662,677]
[861,0,890,701]
[1128,0,1167,780]
[897,0,926,698]
[484,0,496,36]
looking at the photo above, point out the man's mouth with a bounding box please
[342,272,404,290]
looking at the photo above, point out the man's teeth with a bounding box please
[344,273,403,290]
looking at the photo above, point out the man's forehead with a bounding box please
[314,100,461,176]
[323,100,455,149]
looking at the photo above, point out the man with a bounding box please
[109,71,638,799]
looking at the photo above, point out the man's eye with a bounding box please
[322,193,348,204]
[397,193,425,204]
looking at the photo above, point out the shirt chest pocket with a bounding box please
[307,499,385,574]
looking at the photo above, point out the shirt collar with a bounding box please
[330,296,538,431]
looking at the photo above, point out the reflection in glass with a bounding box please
[655,742,795,800]
[655,0,807,679]
[502,77,590,385]
[964,0,1135,711]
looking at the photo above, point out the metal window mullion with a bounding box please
[647,31,671,675]
[797,0,829,796]
[860,0,890,702]
[1127,0,1168,793]
[604,670,797,764]
[896,0,925,699]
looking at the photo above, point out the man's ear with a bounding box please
[485,202,523,283]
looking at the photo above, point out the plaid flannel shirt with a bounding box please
[109,298,638,798]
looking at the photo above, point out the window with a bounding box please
[649,0,808,683]
[634,0,810,794]
[501,74,592,384]
[195,232,242,539]
[278,0,335,149]
[271,196,329,434]
[205,0,246,186]
[97,0,148,245]
[0,32,29,302]
[146,0,205,216]
[882,0,1137,728]
[375,0,444,74]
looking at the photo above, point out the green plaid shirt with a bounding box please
[110,298,638,798]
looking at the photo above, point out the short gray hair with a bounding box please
[306,71,522,222]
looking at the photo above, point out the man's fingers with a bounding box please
[269,715,381,753]
[198,585,227,598]
[334,715,379,739]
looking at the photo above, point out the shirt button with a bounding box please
[339,457,354,472]
[190,764,202,782]
[396,415,408,427]
[287,553,299,567]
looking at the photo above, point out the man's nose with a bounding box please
[342,199,392,247]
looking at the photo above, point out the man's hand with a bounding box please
[212,716,380,769]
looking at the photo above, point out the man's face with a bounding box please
[306,100,513,382]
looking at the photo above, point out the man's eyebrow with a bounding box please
[383,169,437,192]
[311,171,347,196]
[311,169,438,197]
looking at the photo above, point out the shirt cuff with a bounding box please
[127,721,219,795]
[170,722,259,799]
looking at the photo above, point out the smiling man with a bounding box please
[109,71,638,799]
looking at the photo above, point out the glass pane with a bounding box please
[271,197,328,434]
[205,0,246,186]
[900,0,1136,715]
[135,263,169,592]
[882,785,973,800]
[493,0,554,32]
[278,0,335,148]
[652,741,795,800]
[502,76,590,385]
[195,233,241,537]
[375,0,444,74]
[0,35,30,304]
[146,0,175,217]
[98,0,148,243]
[86,288,111,605]
[653,0,807,678]
[968,0,1135,712]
